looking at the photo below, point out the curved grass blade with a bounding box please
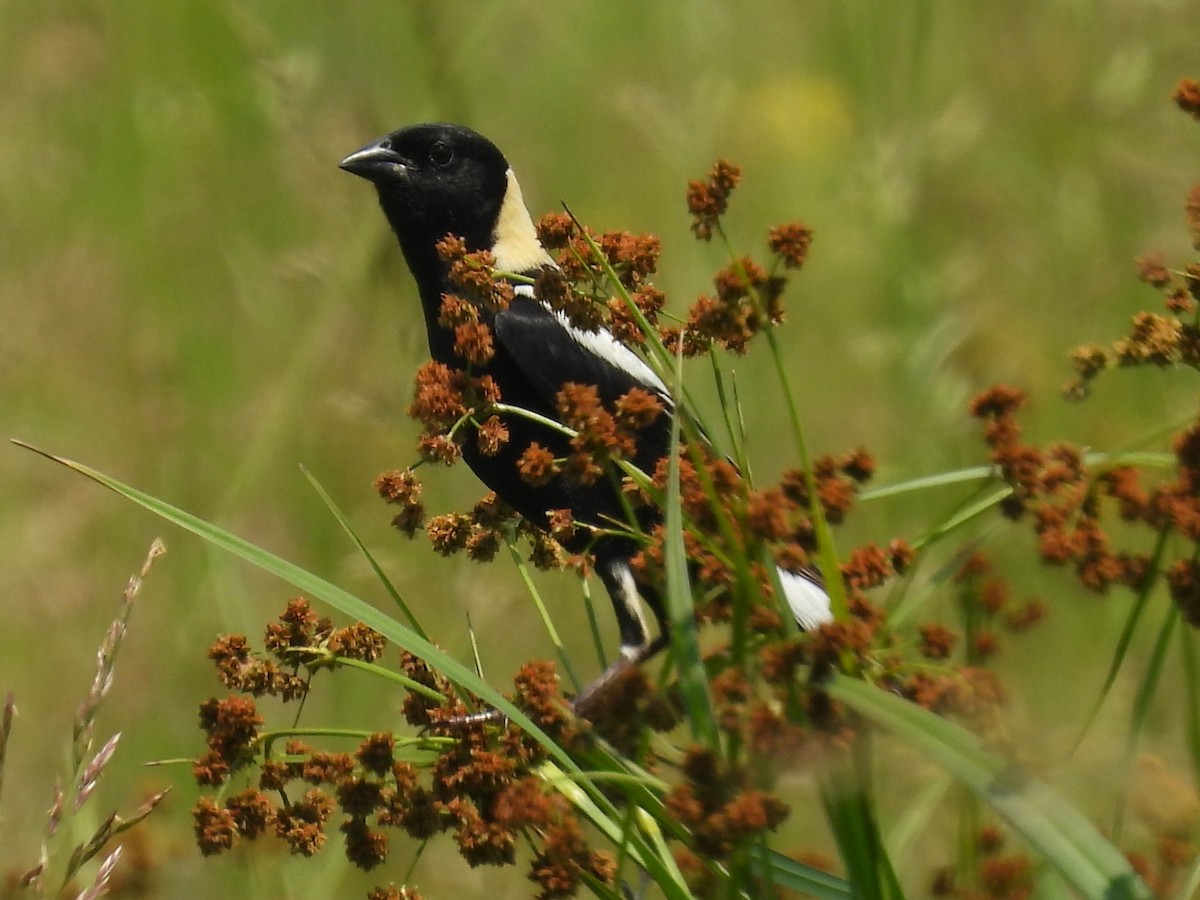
[662,354,717,744]
[819,740,906,900]
[825,674,1152,899]
[11,443,554,747]
[14,441,694,898]
[747,847,853,898]
[1071,526,1169,756]
[1112,601,1179,841]
[299,465,428,640]
[1182,626,1200,790]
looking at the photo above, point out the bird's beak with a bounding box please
[339,139,408,182]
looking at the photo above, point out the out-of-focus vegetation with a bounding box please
[1,1,1197,896]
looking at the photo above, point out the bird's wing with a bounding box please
[492,297,671,408]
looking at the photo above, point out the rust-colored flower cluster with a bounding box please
[627,444,886,629]
[929,824,1035,899]
[540,382,666,486]
[385,481,572,574]
[533,213,663,342]
[687,159,742,241]
[194,599,386,787]
[408,361,501,465]
[1064,105,1200,402]
[193,600,619,896]
[1174,77,1200,123]
[972,377,1200,625]
[376,468,425,537]
[666,746,789,864]
[388,656,616,895]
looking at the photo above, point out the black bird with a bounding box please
[340,123,831,691]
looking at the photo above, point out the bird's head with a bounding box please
[340,123,551,273]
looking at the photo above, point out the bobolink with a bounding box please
[340,123,830,689]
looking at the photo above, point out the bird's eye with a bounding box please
[428,141,454,167]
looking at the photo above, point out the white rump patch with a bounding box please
[778,569,833,630]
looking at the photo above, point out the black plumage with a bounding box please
[340,123,830,680]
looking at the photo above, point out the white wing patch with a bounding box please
[778,569,833,630]
[552,310,671,400]
[496,169,669,401]
[510,283,670,400]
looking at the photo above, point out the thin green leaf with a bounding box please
[1113,601,1179,841]
[14,440,690,883]
[763,325,848,620]
[748,847,853,898]
[300,464,428,640]
[11,447,597,789]
[819,740,906,900]
[580,577,610,673]
[505,540,583,692]
[858,452,1174,504]
[1072,526,1170,756]
[537,760,693,900]
[662,352,717,744]
[1182,626,1200,790]
[826,674,1152,899]
[886,773,953,869]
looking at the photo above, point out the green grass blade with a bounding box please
[763,325,848,620]
[747,847,853,898]
[858,452,1174,504]
[505,540,583,692]
[1071,526,1169,756]
[1182,625,1200,789]
[859,465,996,501]
[825,674,1153,899]
[662,358,717,744]
[299,464,429,640]
[15,441,695,881]
[819,740,906,900]
[536,761,692,900]
[1113,601,1179,841]
[13,442,577,774]
[580,577,610,673]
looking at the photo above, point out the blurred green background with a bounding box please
[2,1,1198,896]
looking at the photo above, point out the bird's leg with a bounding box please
[568,632,669,714]
[568,556,668,713]
[443,558,667,727]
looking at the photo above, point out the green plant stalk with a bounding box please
[505,540,583,692]
[856,452,1173,505]
[579,577,610,672]
[1112,598,1180,842]
[662,351,719,745]
[281,651,448,702]
[1182,624,1200,790]
[12,441,693,896]
[260,728,453,758]
[300,465,429,640]
[708,353,751,477]
[712,222,849,621]
[1071,524,1170,755]
[818,730,907,900]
